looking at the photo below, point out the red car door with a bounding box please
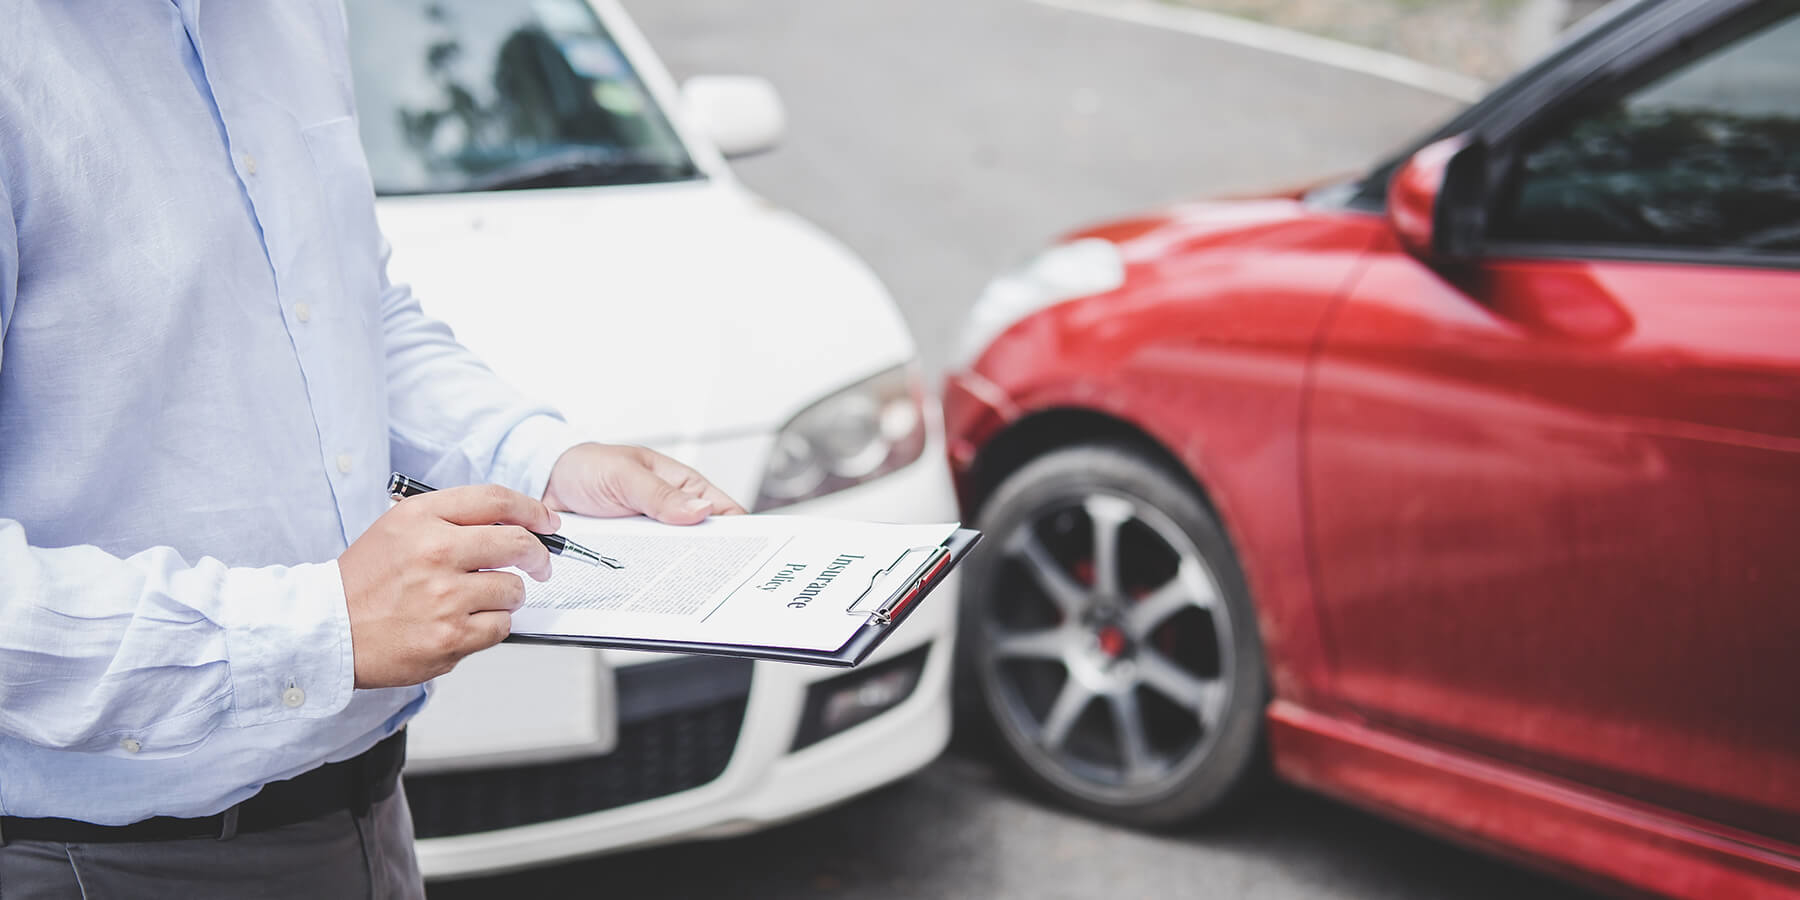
[1304,5,1800,846]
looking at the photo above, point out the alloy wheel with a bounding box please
[975,488,1234,805]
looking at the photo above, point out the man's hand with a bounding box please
[543,443,747,523]
[339,485,560,689]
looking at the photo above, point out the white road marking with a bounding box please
[1512,0,1573,66]
[1027,0,1489,103]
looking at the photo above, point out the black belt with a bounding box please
[0,731,406,844]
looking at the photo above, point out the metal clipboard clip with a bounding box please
[847,545,951,627]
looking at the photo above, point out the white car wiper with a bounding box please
[466,147,700,192]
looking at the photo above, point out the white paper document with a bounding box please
[511,515,961,652]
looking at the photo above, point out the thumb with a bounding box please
[621,464,713,525]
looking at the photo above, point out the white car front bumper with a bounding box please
[411,442,962,880]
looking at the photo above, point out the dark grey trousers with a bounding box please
[0,785,423,900]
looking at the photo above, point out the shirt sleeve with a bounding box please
[0,188,352,760]
[0,531,355,759]
[378,236,586,499]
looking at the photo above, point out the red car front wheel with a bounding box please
[958,442,1268,827]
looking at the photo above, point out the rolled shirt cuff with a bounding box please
[226,560,355,727]
[488,413,588,501]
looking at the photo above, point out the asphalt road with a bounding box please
[628,0,1469,375]
[435,2,1604,898]
[431,751,1596,900]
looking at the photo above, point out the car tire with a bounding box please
[957,441,1267,828]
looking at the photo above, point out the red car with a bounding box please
[943,1,1800,896]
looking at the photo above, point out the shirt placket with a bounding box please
[176,4,357,546]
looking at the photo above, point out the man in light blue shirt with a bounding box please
[0,2,741,896]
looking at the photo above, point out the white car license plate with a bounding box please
[404,643,617,773]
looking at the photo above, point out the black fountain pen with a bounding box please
[387,473,624,569]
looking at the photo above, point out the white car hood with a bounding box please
[376,180,915,444]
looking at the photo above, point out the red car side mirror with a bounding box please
[1387,134,1485,264]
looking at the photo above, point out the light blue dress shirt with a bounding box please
[0,1,582,823]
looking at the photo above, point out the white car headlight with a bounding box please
[953,237,1126,369]
[755,364,928,510]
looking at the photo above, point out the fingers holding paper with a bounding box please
[630,448,749,522]
[542,443,748,524]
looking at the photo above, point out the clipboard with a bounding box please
[506,528,981,668]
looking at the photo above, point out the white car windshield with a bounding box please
[346,0,700,195]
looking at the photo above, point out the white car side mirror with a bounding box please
[681,75,786,160]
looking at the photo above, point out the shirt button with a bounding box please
[120,738,142,754]
[282,687,306,708]
[243,153,258,176]
[336,454,354,475]
[294,302,312,323]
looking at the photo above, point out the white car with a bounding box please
[342,0,960,880]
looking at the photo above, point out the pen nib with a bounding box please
[567,543,623,569]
